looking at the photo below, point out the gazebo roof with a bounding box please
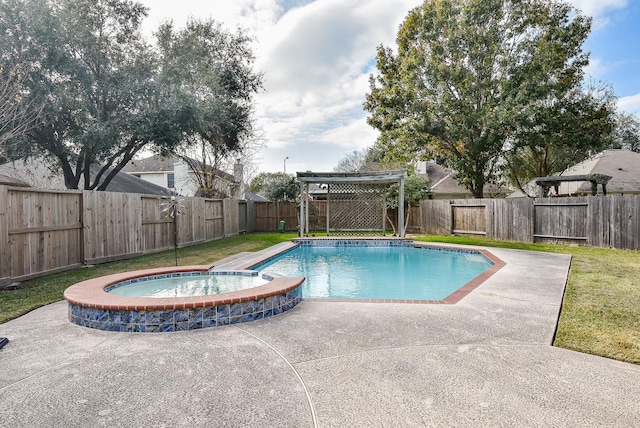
[296,170,407,184]
[534,174,612,186]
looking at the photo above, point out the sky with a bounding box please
[137,0,640,175]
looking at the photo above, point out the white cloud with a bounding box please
[568,0,627,18]
[618,94,640,114]
[137,0,421,172]
[253,0,421,170]
[584,57,610,79]
[138,1,281,36]
[316,116,379,149]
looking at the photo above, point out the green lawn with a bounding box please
[2,233,639,365]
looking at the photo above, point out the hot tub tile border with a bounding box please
[67,290,304,333]
[65,266,305,333]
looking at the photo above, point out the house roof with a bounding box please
[0,158,172,196]
[98,167,172,196]
[508,149,640,197]
[555,149,640,194]
[121,155,178,173]
[244,190,268,202]
[0,173,30,187]
[419,162,510,197]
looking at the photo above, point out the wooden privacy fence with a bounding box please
[420,195,640,250]
[253,201,299,232]
[2,188,638,286]
[0,186,240,285]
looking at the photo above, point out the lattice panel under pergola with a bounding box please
[297,169,407,238]
[327,183,387,235]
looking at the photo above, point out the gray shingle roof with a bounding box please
[556,149,640,194]
[0,158,172,196]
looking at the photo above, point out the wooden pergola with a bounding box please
[297,170,408,237]
[534,174,613,197]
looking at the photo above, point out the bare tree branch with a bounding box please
[0,65,42,157]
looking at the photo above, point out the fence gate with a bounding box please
[451,203,487,237]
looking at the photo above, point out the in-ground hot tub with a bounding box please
[64,265,304,333]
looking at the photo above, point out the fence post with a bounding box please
[0,186,9,284]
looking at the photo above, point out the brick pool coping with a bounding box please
[63,265,305,311]
[63,264,305,332]
[414,244,506,304]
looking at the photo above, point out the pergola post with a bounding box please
[399,176,405,237]
[326,184,330,236]
[299,180,305,237]
[382,195,387,236]
[305,183,309,235]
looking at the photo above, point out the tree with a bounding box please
[503,82,616,196]
[249,172,298,202]
[333,149,370,172]
[0,64,42,161]
[385,174,429,235]
[156,19,263,198]
[365,0,595,197]
[0,0,192,190]
[611,112,640,153]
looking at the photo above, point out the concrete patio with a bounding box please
[1,245,640,427]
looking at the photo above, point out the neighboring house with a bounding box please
[244,190,268,202]
[508,149,640,197]
[0,173,30,188]
[415,161,511,199]
[122,155,239,198]
[0,157,172,196]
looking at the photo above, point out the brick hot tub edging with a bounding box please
[63,265,305,333]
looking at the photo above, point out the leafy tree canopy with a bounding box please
[0,63,42,162]
[156,19,263,197]
[0,0,262,192]
[0,0,189,190]
[365,0,609,198]
[503,82,616,196]
[610,112,640,153]
[249,172,298,202]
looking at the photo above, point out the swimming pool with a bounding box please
[63,238,505,333]
[254,239,501,302]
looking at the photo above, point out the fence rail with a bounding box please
[0,186,240,286]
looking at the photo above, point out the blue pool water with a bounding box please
[256,245,492,300]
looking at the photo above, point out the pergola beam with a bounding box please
[535,174,612,197]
